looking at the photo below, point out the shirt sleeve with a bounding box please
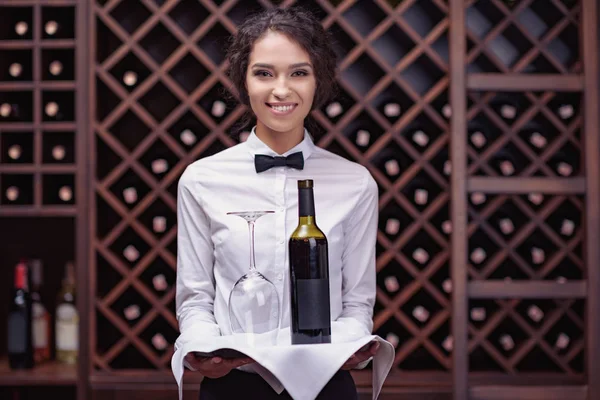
[338,170,379,338]
[174,166,221,354]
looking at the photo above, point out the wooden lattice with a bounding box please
[89,0,595,382]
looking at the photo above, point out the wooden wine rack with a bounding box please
[0,0,599,399]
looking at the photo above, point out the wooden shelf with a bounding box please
[0,358,77,386]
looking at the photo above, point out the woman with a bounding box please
[175,7,380,399]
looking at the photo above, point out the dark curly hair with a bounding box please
[225,7,338,133]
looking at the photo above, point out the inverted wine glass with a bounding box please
[227,211,280,346]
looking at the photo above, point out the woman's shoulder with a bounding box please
[312,146,375,183]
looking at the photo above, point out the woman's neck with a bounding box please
[255,122,305,155]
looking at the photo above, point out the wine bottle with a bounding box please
[7,261,34,369]
[55,261,78,364]
[29,259,51,364]
[289,179,332,345]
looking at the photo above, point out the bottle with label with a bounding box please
[288,179,332,345]
[55,261,78,364]
[7,260,34,369]
[29,259,51,364]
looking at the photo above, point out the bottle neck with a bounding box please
[14,264,28,290]
[298,216,316,225]
[298,187,315,218]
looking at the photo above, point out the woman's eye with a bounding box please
[254,71,271,77]
[292,70,308,77]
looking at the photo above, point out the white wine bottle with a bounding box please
[55,261,78,364]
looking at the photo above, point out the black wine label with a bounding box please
[8,312,26,353]
[296,278,331,330]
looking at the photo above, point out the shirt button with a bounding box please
[279,238,285,245]
[279,207,285,213]
[277,273,284,281]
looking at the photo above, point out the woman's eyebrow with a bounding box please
[250,62,313,69]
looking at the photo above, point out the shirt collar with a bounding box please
[245,126,316,162]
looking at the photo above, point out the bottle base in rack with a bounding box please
[56,350,77,365]
[8,353,34,370]
[291,331,332,345]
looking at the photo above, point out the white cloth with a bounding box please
[172,127,392,397]
[171,322,395,400]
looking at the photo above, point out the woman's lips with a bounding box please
[266,103,297,116]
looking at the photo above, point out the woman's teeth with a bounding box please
[271,105,294,112]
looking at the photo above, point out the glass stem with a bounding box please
[248,220,257,272]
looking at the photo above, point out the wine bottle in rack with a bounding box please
[1,8,33,40]
[42,49,75,81]
[29,259,51,364]
[41,7,75,40]
[7,260,34,369]
[491,95,520,122]
[1,50,33,81]
[42,91,75,122]
[55,261,78,364]
[550,149,579,177]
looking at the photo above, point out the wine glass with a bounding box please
[227,211,280,346]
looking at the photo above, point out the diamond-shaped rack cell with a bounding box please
[226,1,265,25]
[544,196,582,241]
[138,138,180,181]
[401,113,445,154]
[486,198,529,240]
[341,54,385,97]
[109,1,152,35]
[372,23,416,68]
[108,226,152,269]
[197,22,231,65]
[138,81,180,123]
[466,0,504,41]
[371,82,415,124]
[468,227,501,275]
[370,140,414,183]
[139,22,181,64]
[95,312,125,361]
[107,109,152,152]
[168,53,210,94]
[401,229,445,270]
[379,200,415,242]
[168,110,211,149]
[168,0,210,35]
[108,344,156,370]
[515,227,559,272]
[323,139,359,163]
[400,170,444,213]
[139,314,178,361]
[373,316,413,357]
[328,23,357,61]
[401,0,446,38]
[108,168,152,210]
[197,82,237,124]
[138,197,177,240]
[108,283,153,328]
[109,52,152,93]
[401,55,445,96]
[376,259,415,298]
[342,0,386,37]
[401,288,446,330]
[319,85,356,124]
[139,256,176,298]
[341,111,384,153]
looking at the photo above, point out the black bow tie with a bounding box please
[255,151,304,173]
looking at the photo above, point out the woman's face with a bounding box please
[245,30,316,136]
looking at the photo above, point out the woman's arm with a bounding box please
[339,171,379,335]
[174,166,221,353]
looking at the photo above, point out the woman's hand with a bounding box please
[184,352,255,378]
[341,341,380,370]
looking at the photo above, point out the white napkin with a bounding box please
[171,322,395,400]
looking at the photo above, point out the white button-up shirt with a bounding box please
[174,128,379,378]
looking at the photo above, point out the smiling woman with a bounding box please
[174,6,381,400]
